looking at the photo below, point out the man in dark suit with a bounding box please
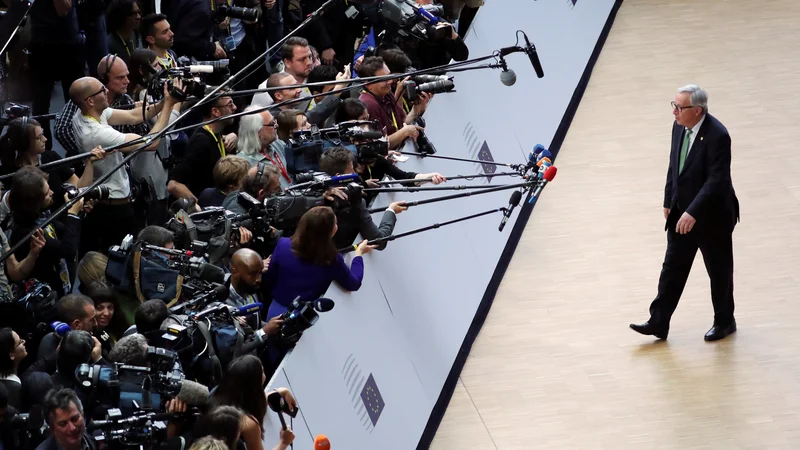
[630,85,740,342]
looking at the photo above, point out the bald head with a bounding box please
[69,77,108,114]
[231,248,263,294]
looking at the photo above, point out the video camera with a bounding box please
[3,406,46,450]
[276,297,335,348]
[380,0,450,44]
[288,120,388,172]
[75,347,183,412]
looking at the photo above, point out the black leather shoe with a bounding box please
[629,322,669,340]
[704,320,737,341]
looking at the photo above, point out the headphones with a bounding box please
[7,116,32,156]
[99,54,119,85]
[256,161,267,181]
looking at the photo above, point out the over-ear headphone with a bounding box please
[99,54,118,85]
[7,117,31,156]
[256,161,266,181]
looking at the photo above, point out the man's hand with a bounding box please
[166,398,187,414]
[262,316,284,335]
[29,229,46,256]
[238,227,253,245]
[412,92,433,116]
[323,187,348,202]
[354,55,364,71]
[214,42,227,59]
[389,201,408,214]
[334,64,352,91]
[365,179,380,188]
[401,124,422,141]
[663,208,670,220]
[88,146,106,162]
[263,256,271,272]
[223,133,238,152]
[91,337,102,362]
[67,196,85,216]
[676,212,696,234]
[82,199,96,214]
[417,173,446,185]
[164,78,183,104]
[321,48,336,65]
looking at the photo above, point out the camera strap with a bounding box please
[195,320,223,385]
[204,125,226,157]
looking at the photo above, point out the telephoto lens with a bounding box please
[62,183,111,202]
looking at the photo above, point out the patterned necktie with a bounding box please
[679,128,693,173]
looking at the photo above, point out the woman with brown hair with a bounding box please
[264,206,375,319]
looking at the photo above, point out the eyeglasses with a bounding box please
[264,119,278,128]
[671,101,695,112]
[216,101,235,110]
[84,85,107,102]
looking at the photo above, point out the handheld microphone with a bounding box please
[231,302,263,317]
[498,190,523,232]
[329,173,360,185]
[192,303,227,321]
[267,391,288,430]
[346,130,384,140]
[528,165,557,204]
[314,435,331,450]
[51,321,71,338]
[522,32,545,78]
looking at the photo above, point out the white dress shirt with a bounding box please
[685,113,706,155]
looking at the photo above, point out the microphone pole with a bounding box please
[367,179,537,214]
[0,0,340,263]
[375,172,522,185]
[338,207,505,253]
[363,184,519,193]
[398,151,527,171]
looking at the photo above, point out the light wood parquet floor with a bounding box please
[431,1,800,448]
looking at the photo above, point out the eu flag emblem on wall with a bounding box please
[360,373,385,426]
[477,141,497,180]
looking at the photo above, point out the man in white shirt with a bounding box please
[69,76,181,256]
[252,37,315,111]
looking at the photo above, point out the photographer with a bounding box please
[221,164,282,216]
[168,93,238,202]
[0,118,105,212]
[357,56,430,149]
[263,206,375,319]
[69,76,181,256]
[35,388,97,450]
[8,167,85,299]
[235,107,293,189]
[318,147,406,250]
[305,63,354,127]
[166,0,227,61]
[404,0,468,69]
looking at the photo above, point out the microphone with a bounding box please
[198,263,226,284]
[314,435,331,450]
[522,32,545,78]
[346,130,384,140]
[176,379,209,406]
[528,165,557,204]
[498,190,522,232]
[497,54,516,87]
[267,391,288,430]
[51,321,71,338]
[329,173,360,185]
[230,302,263,317]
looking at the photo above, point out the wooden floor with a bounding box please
[431,1,800,448]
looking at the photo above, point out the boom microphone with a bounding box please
[522,32,545,78]
[198,263,226,284]
[500,67,517,86]
[498,190,522,232]
[187,65,215,74]
[528,165,557,204]
[176,379,210,406]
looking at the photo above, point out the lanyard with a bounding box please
[363,89,399,132]
[83,114,100,124]
[205,126,225,157]
[264,152,290,183]
[157,53,174,69]
[117,33,131,56]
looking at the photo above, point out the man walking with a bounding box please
[630,85,740,342]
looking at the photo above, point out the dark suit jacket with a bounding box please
[35,433,97,450]
[664,113,739,233]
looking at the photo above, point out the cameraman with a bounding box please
[357,56,430,150]
[403,0,468,69]
[166,0,227,61]
[319,147,406,250]
[36,295,98,363]
[36,388,97,450]
[50,331,105,393]
[221,165,282,216]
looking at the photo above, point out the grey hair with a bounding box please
[677,84,708,112]
[237,105,265,158]
[44,388,84,425]
[109,333,148,365]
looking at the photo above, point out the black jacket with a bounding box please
[664,113,739,233]
[167,0,217,59]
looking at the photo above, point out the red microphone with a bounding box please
[528,165,557,204]
[314,435,330,450]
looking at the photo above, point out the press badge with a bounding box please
[345,5,359,19]
[224,35,237,51]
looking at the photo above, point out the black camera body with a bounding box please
[381,0,448,44]
[277,298,335,347]
[62,183,110,202]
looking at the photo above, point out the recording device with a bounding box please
[88,408,198,449]
[499,31,545,79]
[288,121,388,173]
[498,55,517,87]
[402,78,455,104]
[50,320,71,338]
[277,297,335,347]
[528,165,557,205]
[214,3,261,23]
[381,0,450,44]
[267,390,298,430]
[411,117,436,154]
[192,59,230,70]
[62,183,110,202]
[4,405,46,449]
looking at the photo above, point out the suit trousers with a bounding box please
[649,224,735,328]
